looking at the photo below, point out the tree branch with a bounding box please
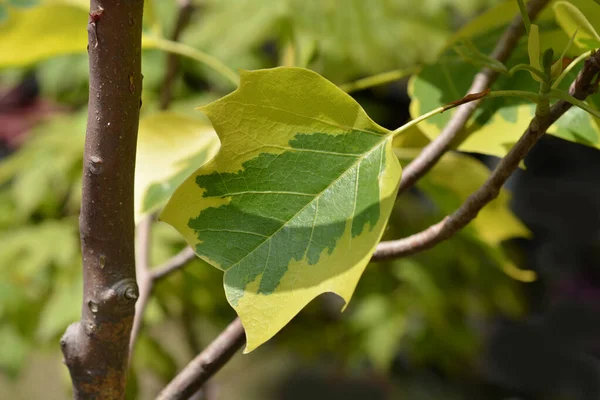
[397,0,550,195]
[156,318,245,400]
[60,1,144,398]
[129,215,154,357]
[373,50,600,261]
[151,246,196,281]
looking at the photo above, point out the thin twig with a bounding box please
[130,0,196,355]
[151,246,196,281]
[156,318,246,400]
[373,50,600,261]
[160,0,195,110]
[397,0,550,195]
[155,51,600,399]
[129,215,154,357]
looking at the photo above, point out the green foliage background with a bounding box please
[2,0,599,398]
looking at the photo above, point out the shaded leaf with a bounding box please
[394,150,533,281]
[162,67,402,351]
[0,111,86,218]
[419,152,530,244]
[454,38,508,73]
[350,294,406,370]
[36,277,81,340]
[0,220,78,294]
[0,326,28,376]
[182,0,455,83]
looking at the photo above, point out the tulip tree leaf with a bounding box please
[162,67,402,351]
[409,0,600,158]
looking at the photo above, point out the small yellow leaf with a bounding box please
[553,1,600,49]
[528,24,544,83]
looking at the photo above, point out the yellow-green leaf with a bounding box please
[553,0,600,48]
[135,112,220,221]
[0,1,157,67]
[161,67,402,351]
[527,24,543,82]
[0,3,87,67]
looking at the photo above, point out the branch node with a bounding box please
[60,322,83,366]
[109,278,139,307]
[88,155,104,175]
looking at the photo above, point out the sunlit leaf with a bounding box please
[527,24,543,82]
[0,1,159,67]
[162,67,402,351]
[0,4,87,67]
[135,112,220,221]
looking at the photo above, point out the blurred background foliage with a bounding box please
[1,0,600,399]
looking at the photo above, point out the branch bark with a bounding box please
[397,0,549,195]
[156,318,246,400]
[60,1,144,398]
[373,50,600,261]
